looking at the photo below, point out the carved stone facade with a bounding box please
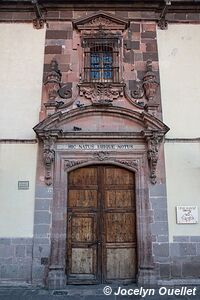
[1,0,200,289]
[31,10,172,287]
[29,9,172,288]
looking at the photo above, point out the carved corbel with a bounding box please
[143,132,164,184]
[32,0,46,29]
[43,134,56,185]
[33,18,45,30]
[157,0,171,30]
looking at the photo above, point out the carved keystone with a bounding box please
[93,151,109,161]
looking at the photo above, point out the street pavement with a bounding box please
[0,284,200,300]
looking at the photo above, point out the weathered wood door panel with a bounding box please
[67,167,100,284]
[102,166,137,283]
[67,165,137,284]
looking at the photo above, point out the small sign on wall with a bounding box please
[18,181,29,190]
[176,206,198,224]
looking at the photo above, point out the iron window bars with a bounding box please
[83,36,120,83]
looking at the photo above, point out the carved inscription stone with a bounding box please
[57,144,135,151]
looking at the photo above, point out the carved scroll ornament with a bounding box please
[88,17,113,27]
[115,159,138,170]
[64,160,87,171]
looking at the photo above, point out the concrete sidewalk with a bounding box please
[0,284,199,300]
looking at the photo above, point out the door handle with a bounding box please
[88,240,101,247]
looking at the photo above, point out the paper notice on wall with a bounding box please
[176,206,198,224]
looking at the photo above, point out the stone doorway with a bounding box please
[66,165,137,284]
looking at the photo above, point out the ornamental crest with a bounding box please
[79,83,124,105]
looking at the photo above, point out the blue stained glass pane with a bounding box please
[91,54,100,64]
[91,53,100,80]
[91,70,100,79]
[104,71,112,79]
[103,54,112,63]
[90,51,113,81]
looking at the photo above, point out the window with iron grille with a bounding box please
[83,36,120,83]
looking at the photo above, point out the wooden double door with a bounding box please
[66,165,137,284]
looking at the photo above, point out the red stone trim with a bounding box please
[1,9,200,23]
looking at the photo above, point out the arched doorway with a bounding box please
[66,164,137,284]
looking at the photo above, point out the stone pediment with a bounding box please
[34,106,169,138]
[73,11,129,31]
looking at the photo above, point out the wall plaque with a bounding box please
[176,206,198,224]
[18,181,29,190]
[57,143,135,151]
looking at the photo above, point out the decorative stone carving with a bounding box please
[44,59,62,101]
[44,59,72,102]
[143,60,159,102]
[93,151,109,161]
[32,0,46,29]
[131,60,159,103]
[33,18,45,29]
[79,83,124,104]
[43,134,56,185]
[157,0,171,30]
[73,11,128,32]
[115,159,138,170]
[143,131,164,184]
[58,85,72,99]
[158,18,168,30]
[131,82,144,99]
[88,17,113,27]
[64,160,87,170]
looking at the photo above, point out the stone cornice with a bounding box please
[1,1,200,11]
